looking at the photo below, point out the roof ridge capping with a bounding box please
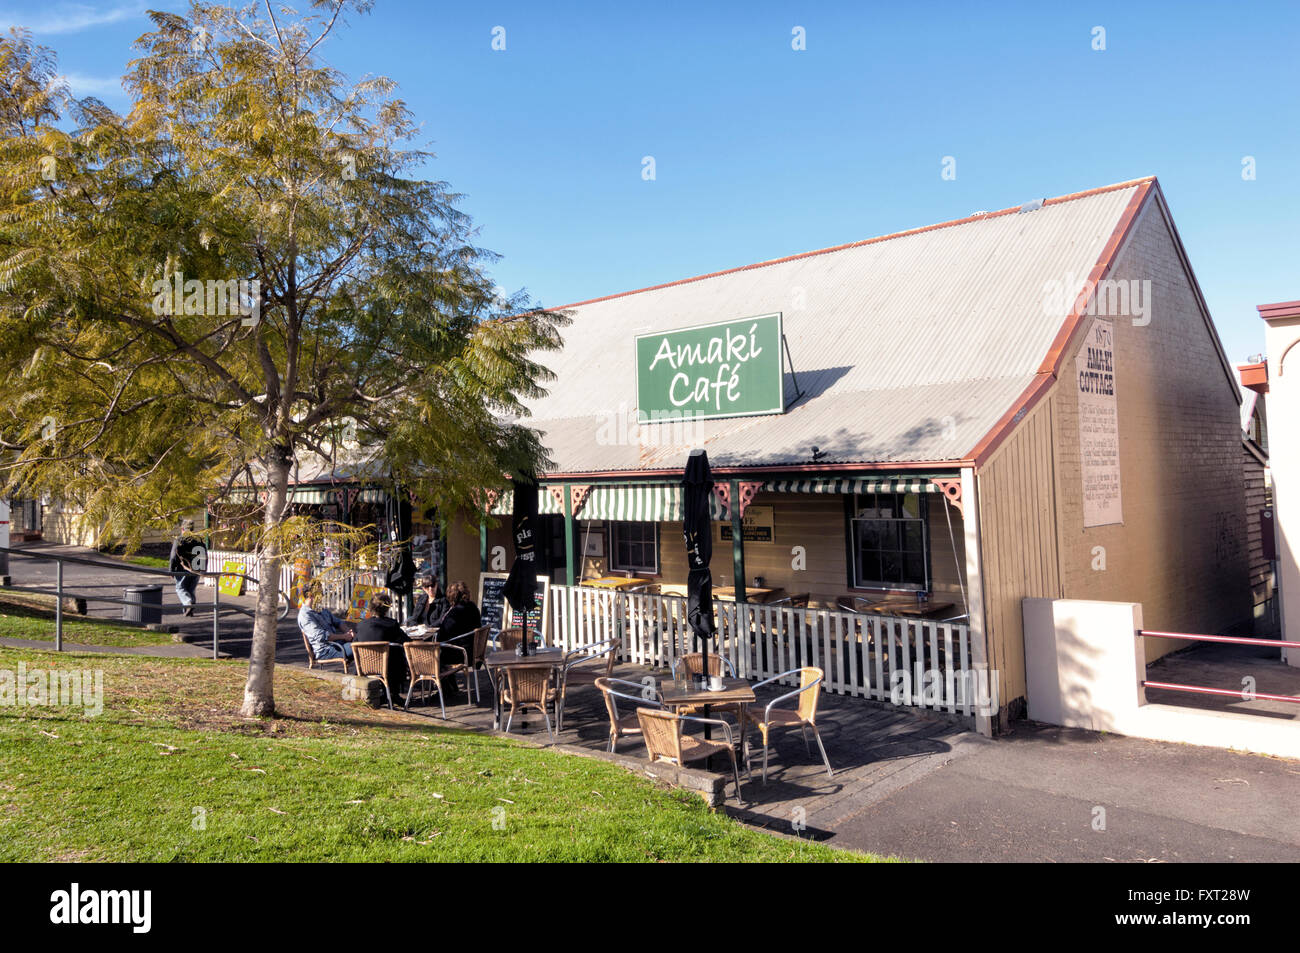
[552,176,1158,313]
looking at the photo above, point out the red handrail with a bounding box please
[1139,630,1300,650]
[1143,680,1300,705]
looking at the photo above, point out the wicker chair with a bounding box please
[502,663,558,741]
[636,707,744,801]
[670,652,740,718]
[594,676,663,753]
[443,625,491,702]
[402,641,469,718]
[557,637,619,731]
[300,626,350,674]
[496,627,524,653]
[741,666,833,784]
[351,641,395,709]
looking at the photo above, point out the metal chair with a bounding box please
[501,663,558,741]
[594,676,664,752]
[402,641,468,718]
[636,707,744,802]
[496,627,524,653]
[557,637,619,731]
[671,651,736,681]
[300,626,350,674]
[351,641,395,709]
[741,666,833,784]
[443,625,491,702]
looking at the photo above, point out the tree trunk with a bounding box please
[240,450,291,717]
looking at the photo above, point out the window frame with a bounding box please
[608,521,660,575]
[847,491,931,591]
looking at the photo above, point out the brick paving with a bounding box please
[387,657,984,839]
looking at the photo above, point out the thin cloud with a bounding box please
[59,71,126,98]
[0,3,142,35]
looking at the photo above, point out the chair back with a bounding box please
[596,675,661,722]
[352,641,390,679]
[299,627,320,663]
[636,708,684,765]
[498,627,524,652]
[470,626,491,665]
[402,641,443,679]
[506,664,553,705]
[677,651,731,679]
[797,666,824,722]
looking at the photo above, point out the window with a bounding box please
[849,492,928,589]
[610,521,659,574]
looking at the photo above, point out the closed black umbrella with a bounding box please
[501,472,540,656]
[682,449,715,667]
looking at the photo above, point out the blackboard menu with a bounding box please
[478,573,509,635]
[477,572,550,641]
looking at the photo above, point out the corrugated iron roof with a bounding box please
[524,179,1149,475]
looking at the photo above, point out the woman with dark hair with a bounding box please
[435,581,481,642]
[432,582,481,703]
[355,592,410,691]
[411,576,449,628]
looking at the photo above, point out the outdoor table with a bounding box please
[713,586,783,603]
[660,676,756,769]
[583,576,650,591]
[485,646,565,730]
[859,597,955,619]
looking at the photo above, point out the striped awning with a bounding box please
[491,484,725,522]
[222,486,335,505]
[762,476,942,495]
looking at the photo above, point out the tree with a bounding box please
[0,3,566,717]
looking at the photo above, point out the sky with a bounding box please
[3,0,1297,363]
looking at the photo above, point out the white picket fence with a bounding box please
[547,584,978,719]
[202,549,361,614]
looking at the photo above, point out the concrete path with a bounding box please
[0,636,221,658]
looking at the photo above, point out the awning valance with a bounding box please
[221,486,335,505]
[763,476,942,495]
[490,483,725,521]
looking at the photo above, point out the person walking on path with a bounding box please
[168,519,206,617]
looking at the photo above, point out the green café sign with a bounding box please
[634,313,785,422]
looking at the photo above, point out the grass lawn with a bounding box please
[0,647,881,862]
[121,555,170,569]
[0,594,175,647]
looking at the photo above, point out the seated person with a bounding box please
[354,592,410,690]
[430,581,481,702]
[298,582,355,662]
[435,581,481,644]
[411,576,449,629]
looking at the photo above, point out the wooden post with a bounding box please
[961,466,994,738]
[563,485,576,587]
[729,479,746,604]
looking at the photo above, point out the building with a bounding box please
[1237,358,1274,634]
[448,176,1254,731]
[1261,300,1300,661]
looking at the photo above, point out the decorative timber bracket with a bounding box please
[712,481,764,519]
[930,478,963,517]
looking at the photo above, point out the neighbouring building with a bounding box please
[1237,358,1274,634]
[450,176,1254,731]
[1261,300,1300,662]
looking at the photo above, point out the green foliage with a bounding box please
[0,5,566,552]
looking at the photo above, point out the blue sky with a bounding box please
[4,0,1297,362]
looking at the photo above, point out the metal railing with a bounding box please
[0,545,288,659]
[1139,629,1300,704]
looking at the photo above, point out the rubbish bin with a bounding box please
[123,584,164,625]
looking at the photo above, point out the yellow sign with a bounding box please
[217,560,245,597]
